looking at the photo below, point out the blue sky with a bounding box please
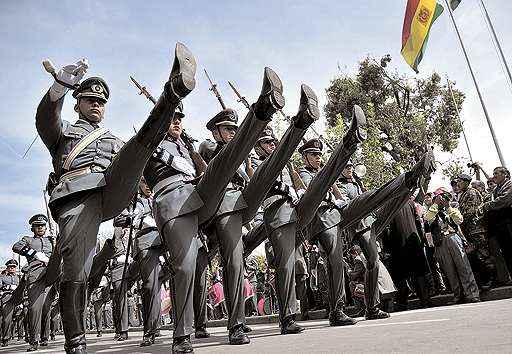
[1,0,512,264]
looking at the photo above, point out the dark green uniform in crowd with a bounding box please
[12,214,54,351]
[457,174,494,288]
[35,43,197,353]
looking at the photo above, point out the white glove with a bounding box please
[116,255,132,264]
[49,58,89,101]
[159,256,166,264]
[99,276,108,287]
[34,252,50,264]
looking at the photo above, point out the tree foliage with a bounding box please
[323,55,465,189]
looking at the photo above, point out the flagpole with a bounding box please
[443,0,506,167]
[447,77,474,163]
[478,0,512,90]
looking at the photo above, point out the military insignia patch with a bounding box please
[91,84,103,93]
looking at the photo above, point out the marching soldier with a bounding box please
[130,179,164,347]
[196,84,319,337]
[243,107,368,329]
[110,220,133,341]
[457,173,494,289]
[144,67,285,353]
[35,43,197,352]
[12,214,54,351]
[90,276,110,337]
[0,259,22,347]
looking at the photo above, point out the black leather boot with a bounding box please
[26,342,38,352]
[64,335,87,353]
[344,105,368,144]
[60,281,87,354]
[365,308,390,320]
[228,324,250,345]
[136,42,197,149]
[405,145,435,190]
[242,324,252,333]
[172,335,193,353]
[117,331,128,341]
[329,309,357,326]
[140,333,155,347]
[293,84,320,129]
[252,67,285,119]
[281,315,305,334]
[194,326,210,338]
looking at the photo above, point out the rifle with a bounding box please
[204,69,226,109]
[129,76,207,175]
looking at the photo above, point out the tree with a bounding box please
[323,55,465,190]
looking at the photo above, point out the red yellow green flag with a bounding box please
[401,0,444,73]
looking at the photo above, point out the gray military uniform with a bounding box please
[130,194,163,338]
[196,122,312,327]
[144,107,274,338]
[0,273,21,343]
[110,226,132,335]
[36,75,182,348]
[12,236,53,345]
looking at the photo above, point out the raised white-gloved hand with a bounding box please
[34,252,50,264]
[49,58,89,101]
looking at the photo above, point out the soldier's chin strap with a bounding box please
[304,154,318,172]
[215,126,229,145]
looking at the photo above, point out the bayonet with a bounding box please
[227,81,250,109]
[204,69,226,109]
[130,76,157,104]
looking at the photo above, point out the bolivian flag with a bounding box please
[401,0,444,73]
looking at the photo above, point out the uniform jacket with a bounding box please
[35,93,124,209]
[0,273,19,301]
[12,235,53,283]
[299,166,341,237]
[131,195,162,259]
[144,135,203,226]
[199,140,248,217]
[458,187,485,236]
[485,178,512,227]
[253,156,297,230]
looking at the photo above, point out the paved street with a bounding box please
[2,299,512,353]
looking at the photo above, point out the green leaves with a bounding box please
[324,55,465,189]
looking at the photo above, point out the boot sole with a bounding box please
[300,84,320,121]
[263,67,285,110]
[170,42,197,98]
[352,105,367,141]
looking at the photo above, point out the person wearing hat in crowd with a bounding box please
[194,84,319,337]
[12,214,54,351]
[425,188,480,304]
[34,43,197,353]
[0,259,21,347]
[481,167,512,277]
[144,67,285,353]
[457,173,495,290]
